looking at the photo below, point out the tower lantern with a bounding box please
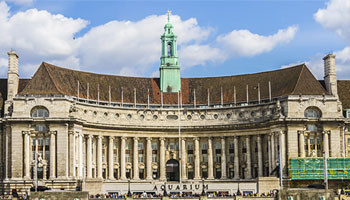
[159,10,181,93]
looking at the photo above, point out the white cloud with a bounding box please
[217,26,298,57]
[0,1,87,77]
[281,47,350,80]
[76,14,212,76]
[314,0,350,42]
[0,2,298,78]
[179,44,226,69]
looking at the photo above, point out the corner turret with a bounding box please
[323,54,337,96]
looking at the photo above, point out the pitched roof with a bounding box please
[338,80,350,109]
[19,62,327,105]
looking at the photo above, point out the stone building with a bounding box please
[0,17,350,195]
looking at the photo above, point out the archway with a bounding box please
[166,159,179,181]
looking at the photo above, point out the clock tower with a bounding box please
[159,11,181,93]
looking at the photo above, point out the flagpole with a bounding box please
[178,91,182,195]
[324,153,328,190]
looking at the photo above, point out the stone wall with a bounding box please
[30,191,89,200]
[257,177,279,194]
[279,189,335,200]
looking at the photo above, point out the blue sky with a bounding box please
[1,0,350,79]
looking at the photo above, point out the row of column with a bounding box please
[22,131,283,180]
[23,130,56,179]
[298,130,329,157]
[79,134,281,181]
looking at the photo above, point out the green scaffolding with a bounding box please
[289,158,350,179]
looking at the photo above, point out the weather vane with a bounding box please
[167,10,171,23]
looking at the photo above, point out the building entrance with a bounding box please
[166,159,179,181]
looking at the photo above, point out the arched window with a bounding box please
[167,42,172,57]
[304,107,321,118]
[31,107,49,118]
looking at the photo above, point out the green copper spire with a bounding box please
[160,10,181,93]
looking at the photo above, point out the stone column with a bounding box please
[270,133,275,170]
[97,135,103,179]
[268,134,272,175]
[77,133,83,178]
[49,131,56,179]
[279,130,286,176]
[69,131,76,178]
[159,138,166,180]
[120,137,126,180]
[208,137,214,179]
[109,136,115,180]
[323,131,329,158]
[275,134,279,162]
[194,137,200,179]
[233,136,240,179]
[23,131,30,179]
[298,131,305,158]
[221,137,227,179]
[257,135,263,177]
[133,137,139,180]
[146,137,153,180]
[246,136,252,179]
[86,135,92,179]
[181,138,187,180]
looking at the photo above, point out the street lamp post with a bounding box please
[236,180,241,196]
[201,179,206,196]
[127,179,132,197]
[23,180,26,196]
[163,182,168,197]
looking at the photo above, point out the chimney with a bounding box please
[323,53,337,96]
[7,50,19,101]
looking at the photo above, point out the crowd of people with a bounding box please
[89,190,278,199]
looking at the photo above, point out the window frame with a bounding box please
[31,106,49,118]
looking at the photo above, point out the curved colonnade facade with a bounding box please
[1,20,350,195]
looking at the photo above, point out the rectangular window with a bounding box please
[202,154,208,163]
[126,169,131,179]
[188,154,194,163]
[152,142,158,150]
[202,168,208,179]
[45,137,50,147]
[114,142,117,149]
[188,168,194,179]
[215,142,221,149]
[201,143,207,150]
[125,142,130,150]
[187,143,193,150]
[169,143,175,150]
[229,154,234,163]
[138,142,144,150]
[216,155,221,163]
[229,168,234,179]
[38,138,43,146]
[138,154,144,163]
[229,141,234,150]
[114,154,117,163]
[125,154,130,163]
[139,169,144,179]
[152,154,157,162]
[215,168,221,179]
